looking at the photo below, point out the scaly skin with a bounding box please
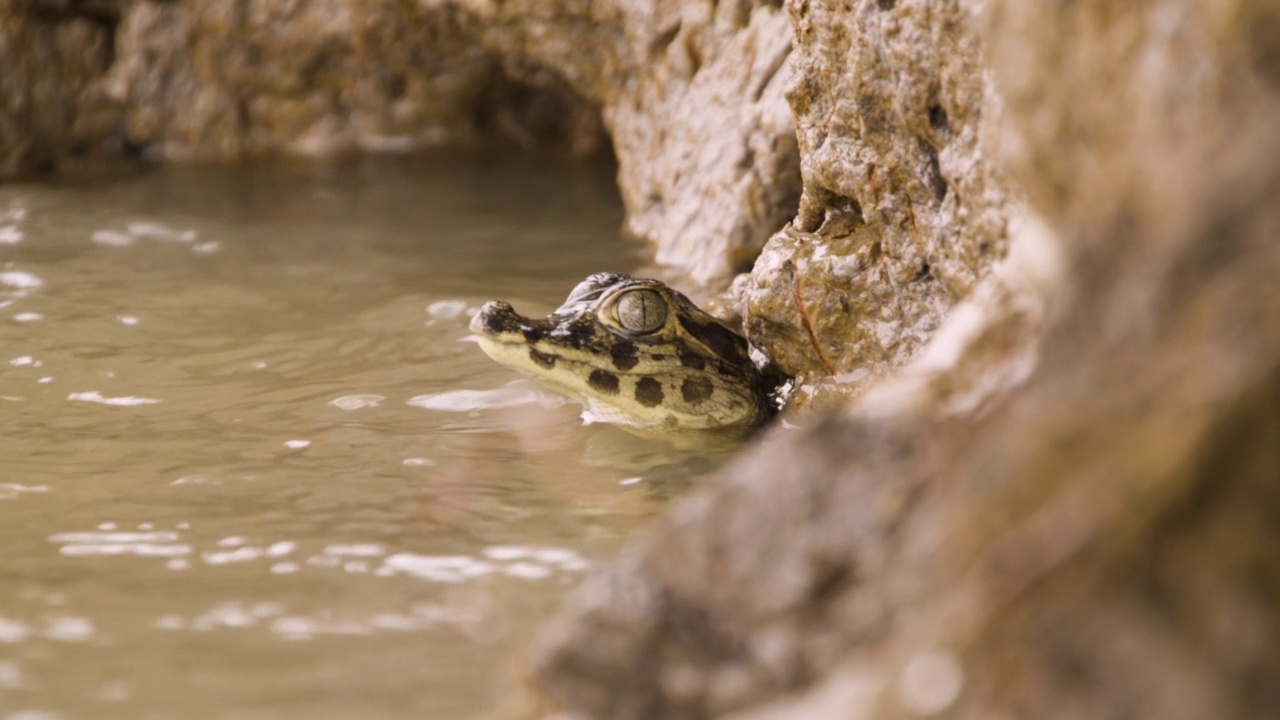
[470,273,775,434]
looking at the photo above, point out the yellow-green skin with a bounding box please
[470,273,773,434]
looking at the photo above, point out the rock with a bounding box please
[102,0,589,159]
[0,1,123,176]
[2,0,802,287]
[739,0,1013,392]
[524,1,1280,719]
[452,0,806,284]
[0,0,606,169]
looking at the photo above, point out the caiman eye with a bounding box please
[614,289,667,333]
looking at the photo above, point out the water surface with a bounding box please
[0,156,717,719]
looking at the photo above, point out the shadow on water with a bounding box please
[0,153,736,720]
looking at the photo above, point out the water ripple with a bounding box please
[424,300,469,320]
[89,230,132,247]
[152,600,495,642]
[90,220,199,248]
[407,384,566,412]
[0,271,42,290]
[378,546,590,583]
[0,201,26,247]
[0,484,49,500]
[330,394,384,410]
[49,531,190,558]
[66,391,162,407]
[41,527,592,586]
[0,616,94,644]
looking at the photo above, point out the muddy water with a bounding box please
[0,156,718,720]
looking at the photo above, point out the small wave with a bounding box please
[0,271,43,290]
[0,616,94,644]
[90,230,134,247]
[379,553,497,583]
[91,221,198,247]
[482,545,591,571]
[407,385,565,412]
[330,394,384,410]
[0,483,49,500]
[127,221,196,243]
[379,546,589,583]
[425,299,469,320]
[48,529,195,560]
[67,391,161,407]
[323,544,385,557]
[50,531,181,543]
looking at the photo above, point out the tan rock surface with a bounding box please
[0,2,122,177]
[739,0,1013,393]
[419,0,804,284]
[102,1,577,159]
[2,1,803,287]
[1,0,608,166]
[523,1,1280,719]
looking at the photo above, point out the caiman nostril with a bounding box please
[471,300,516,334]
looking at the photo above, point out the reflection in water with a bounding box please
[407,382,567,412]
[0,155,725,720]
[66,390,163,406]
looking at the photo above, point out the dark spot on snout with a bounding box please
[588,369,620,395]
[678,350,705,370]
[681,376,713,405]
[479,302,522,334]
[482,314,506,334]
[678,316,750,366]
[635,377,664,407]
[611,341,640,371]
[554,317,598,350]
[528,348,558,369]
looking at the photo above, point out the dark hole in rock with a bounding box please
[809,560,856,603]
[472,70,610,157]
[920,138,949,204]
[818,191,865,238]
[1243,5,1280,90]
[650,22,681,57]
[386,73,407,100]
[928,103,950,136]
[685,33,704,74]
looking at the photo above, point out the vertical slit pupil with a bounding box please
[619,290,665,332]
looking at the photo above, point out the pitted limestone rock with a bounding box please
[740,0,1013,395]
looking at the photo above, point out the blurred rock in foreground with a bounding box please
[523,0,1280,718]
